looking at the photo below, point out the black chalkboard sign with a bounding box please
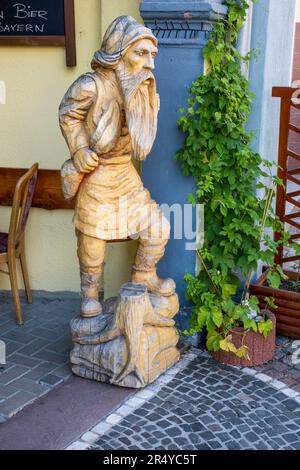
[0,1,65,36]
[0,0,76,67]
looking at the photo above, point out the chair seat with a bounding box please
[0,232,8,253]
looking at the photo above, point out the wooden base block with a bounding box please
[70,282,180,388]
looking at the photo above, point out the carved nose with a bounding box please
[144,56,154,70]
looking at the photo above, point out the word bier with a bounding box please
[0,4,48,20]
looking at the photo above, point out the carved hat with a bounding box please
[91,15,158,70]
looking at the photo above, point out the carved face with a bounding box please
[115,37,159,162]
[122,39,158,76]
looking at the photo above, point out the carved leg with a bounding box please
[132,211,176,296]
[76,230,106,317]
[80,272,103,317]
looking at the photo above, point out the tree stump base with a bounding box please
[70,282,180,388]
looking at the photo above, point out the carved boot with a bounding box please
[132,238,175,296]
[132,268,176,297]
[80,272,102,317]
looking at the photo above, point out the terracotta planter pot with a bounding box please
[211,311,276,367]
[250,268,300,338]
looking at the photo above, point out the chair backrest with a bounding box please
[8,163,39,250]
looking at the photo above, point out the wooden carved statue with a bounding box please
[59,16,180,388]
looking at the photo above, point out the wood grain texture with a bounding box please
[291,23,300,166]
[251,268,300,338]
[0,164,38,325]
[0,167,73,210]
[272,86,300,265]
[70,283,180,388]
[0,36,65,46]
[272,87,298,98]
[64,0,76,67]
[275,323,300,338]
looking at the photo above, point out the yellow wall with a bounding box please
[101,0,141,32]
[0,0,140,294]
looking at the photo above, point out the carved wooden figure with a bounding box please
[60,16,180,387]
[70,283,180,388]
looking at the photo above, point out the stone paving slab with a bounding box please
[252,336,300,393]
[0,291,79,420]
[0,376,133,450]
[0,391,37,418]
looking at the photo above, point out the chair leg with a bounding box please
[20,245,32,304]
[8,254,23,325]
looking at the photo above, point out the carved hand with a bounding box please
[73,147,99,173]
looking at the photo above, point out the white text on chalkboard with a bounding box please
[0,3,49,34]
[0,4,48,21]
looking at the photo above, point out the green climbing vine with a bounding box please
[175,0,295,357]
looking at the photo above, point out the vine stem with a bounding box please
[196,250,221,296]
[242,182,275,302]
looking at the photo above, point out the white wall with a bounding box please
[297,0,300,21]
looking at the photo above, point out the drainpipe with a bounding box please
[237,0,254,79]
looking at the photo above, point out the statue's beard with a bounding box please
[116,66,159,161]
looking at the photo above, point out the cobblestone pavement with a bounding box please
[2,289,300,450]
[72,350,300,451]
[0,291,78,420]
[253,336,300,393]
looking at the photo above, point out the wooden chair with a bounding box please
[0,163,39,325]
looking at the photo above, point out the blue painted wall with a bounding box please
[142,46,202,304]
[140,1,227,314]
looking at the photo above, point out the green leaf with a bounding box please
[220,336,237,353]
[211,307,223,327]
[258,319,273,337]
[174,0,285,351]
[276,265,288,281]
[221,283,238,299]
[267,270,281,289]
[264,296,277,310]
[197,308,208,329]
[228,173,235,185]
[206,330,223,352]
[187,193,196,207]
